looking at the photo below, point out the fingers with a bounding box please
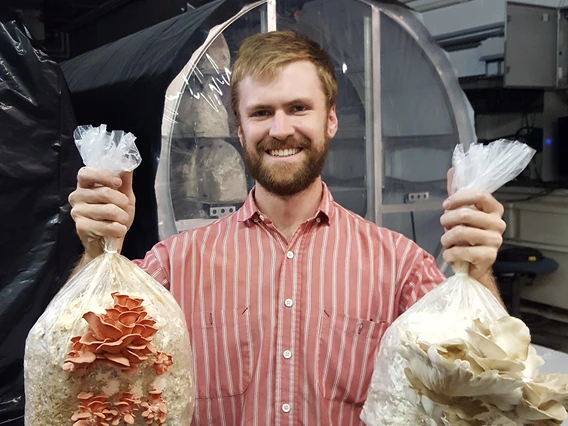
[69,167,135,257]
[440,208,507,235]
[75,216,128,241]
[441,225,503,250]
[443,245,498,271]
[71,201,131,225]
[118,171,133,193]
[77,167,122,189]
[440,188,506,279]
[69,186,131,211]
[443,190,504,216]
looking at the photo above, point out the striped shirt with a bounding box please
[135,183,445,426]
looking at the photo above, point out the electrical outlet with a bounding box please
[404,192,429,203]
[209,205,236,218]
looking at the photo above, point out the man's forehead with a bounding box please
[240,71,281,88]
[241,61,317,84]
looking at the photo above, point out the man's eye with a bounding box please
[252,110,269,117]
[292,105,307,113]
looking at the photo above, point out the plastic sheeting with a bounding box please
[60,0,248,260]
[0,8,82,424]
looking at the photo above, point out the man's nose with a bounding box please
[269,111,294,141]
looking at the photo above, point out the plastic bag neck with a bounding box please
[452,260,469,277]
[103,237,119,255]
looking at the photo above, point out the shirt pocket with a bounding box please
[189,308,257,399]
[317,311,388,404]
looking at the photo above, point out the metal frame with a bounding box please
[359,0,475,222]
[364,0,475,151]
[157,0,475,240]
[362,9,383,225]
[267,0,277,31]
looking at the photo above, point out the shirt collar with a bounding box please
[237,182,335,224]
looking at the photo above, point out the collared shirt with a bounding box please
[134,183,445,426]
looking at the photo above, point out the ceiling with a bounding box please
[0,0,475,60]
[2,0,142,32]
[1,0,476,32]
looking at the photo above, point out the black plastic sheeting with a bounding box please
[0,8,82,425]
[61,0,250,261]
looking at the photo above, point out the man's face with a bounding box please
[237,60,338,197]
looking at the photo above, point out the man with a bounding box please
[69,31,506,425]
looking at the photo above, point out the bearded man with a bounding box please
[69,30,506,425]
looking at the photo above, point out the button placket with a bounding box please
[279,243,299,421]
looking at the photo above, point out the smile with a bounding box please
[267,148,301,157]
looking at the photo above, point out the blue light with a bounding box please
[545,138,552,145]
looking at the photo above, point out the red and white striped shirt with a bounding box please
[135,184,444,426]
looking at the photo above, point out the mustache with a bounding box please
[257,136,311,152]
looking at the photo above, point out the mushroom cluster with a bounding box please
[399,316,568,425]
[62,293,173,377]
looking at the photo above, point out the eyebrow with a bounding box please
[246,98,315,114]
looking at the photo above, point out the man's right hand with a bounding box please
[68,167,136,261]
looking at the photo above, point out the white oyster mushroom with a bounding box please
[516,397,567,422]
[401,338,522,399]
[396,314,568,426]
[441,405,516,426]
[520,380,568,422]
[418,393,448,423]
[476,391,522,412]
[523,345,545,380]
[525,380,567,407]
[465,327,509,360]
[534,374,568,398]
[467,349,525,375]
[487,316,531,361]
[463,317,535,377]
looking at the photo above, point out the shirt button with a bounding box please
[286,251,294,259]
[316,217,321,223]
[284,298,293,307]
[282,403,291,413]
[259,215,265,221]
[253,218,259,223]
[283,350,292,359]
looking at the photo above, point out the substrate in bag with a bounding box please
[24,254,194,426]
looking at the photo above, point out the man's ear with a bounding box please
[237,126,244,147]
[327,105,338,139]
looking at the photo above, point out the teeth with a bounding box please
[268,148,300,157]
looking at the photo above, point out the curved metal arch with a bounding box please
[359,0,476,150]
[156,1,267,239]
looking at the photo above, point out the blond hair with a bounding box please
[230,30,337,123]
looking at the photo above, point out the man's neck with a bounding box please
[254,178,324,241]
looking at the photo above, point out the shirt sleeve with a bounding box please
[132,240,172,289]
[397,243,446,314]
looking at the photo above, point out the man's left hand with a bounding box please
[440,189,506,283]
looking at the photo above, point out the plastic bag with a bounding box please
[24,125,195,426]
[359,139,568,425]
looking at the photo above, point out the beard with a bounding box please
[241,128,329,197]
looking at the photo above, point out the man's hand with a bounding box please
[68,167,135,262]
[440,170,506,285]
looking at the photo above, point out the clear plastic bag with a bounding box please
[24,125,195,426]
[359,140,568,425]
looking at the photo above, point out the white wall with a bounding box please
[421,0,568,38]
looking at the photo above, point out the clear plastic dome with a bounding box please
[156,0,476,257]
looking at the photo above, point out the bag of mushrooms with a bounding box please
[24,125,195,426]
[362,139,568,426]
